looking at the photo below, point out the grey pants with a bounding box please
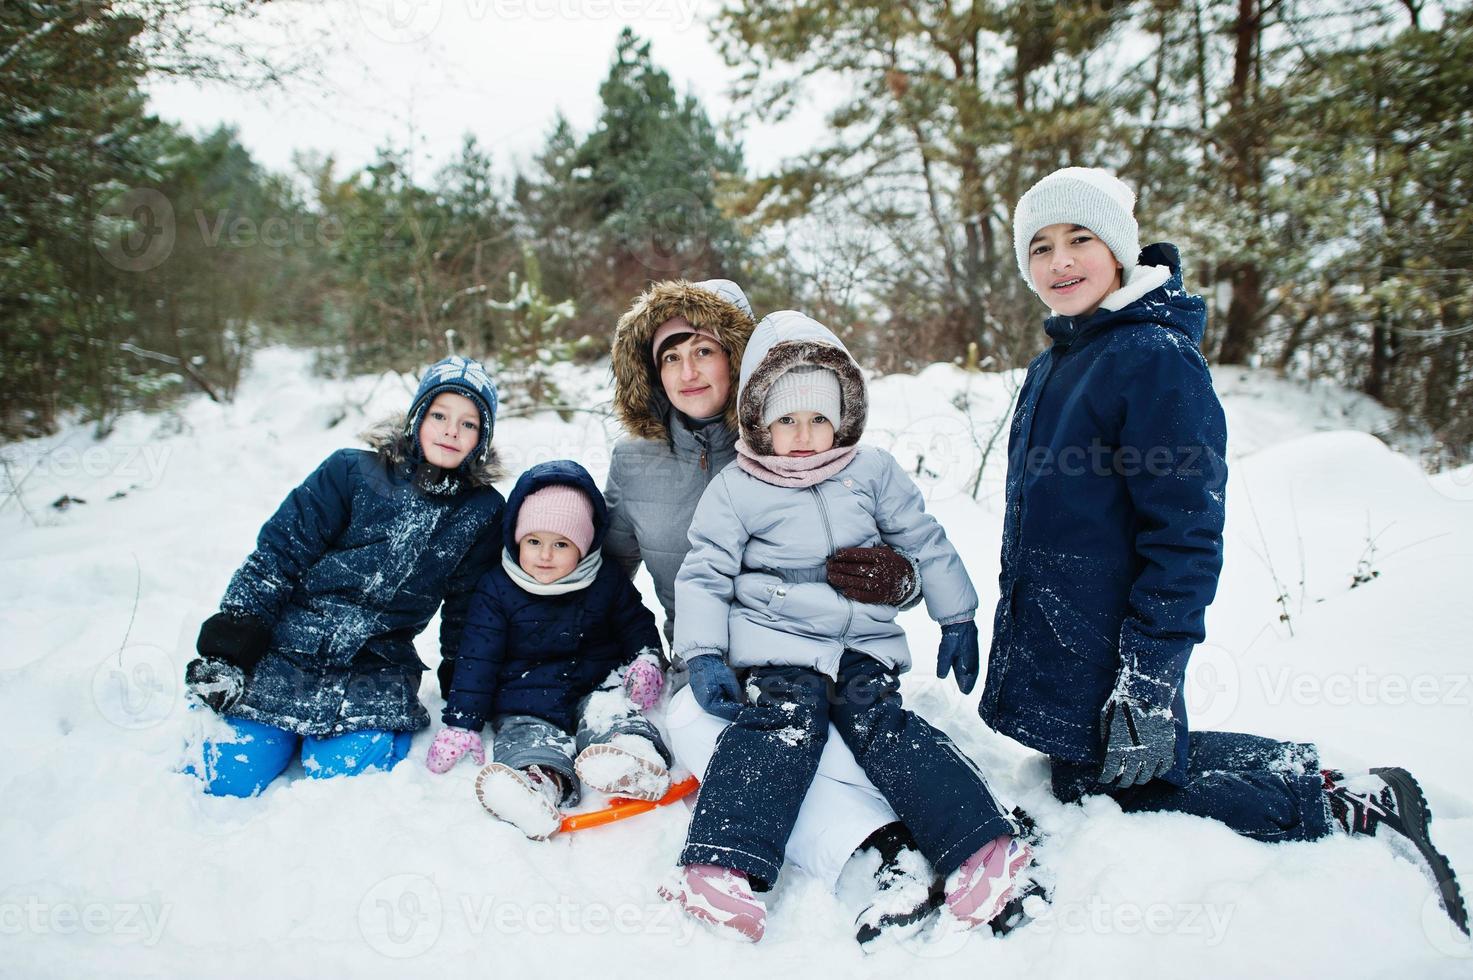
[492,691,669,807]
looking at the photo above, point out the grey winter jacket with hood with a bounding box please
[602,279,758,644]
[672,311,978,678]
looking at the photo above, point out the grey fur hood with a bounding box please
[737,311,868,455]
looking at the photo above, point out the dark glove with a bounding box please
[685,654,744,722]
[1099,696,1177,788]
[827,546,917,606]
[935,621,980,694]
[185,656,246,714]
[196,611,273,672]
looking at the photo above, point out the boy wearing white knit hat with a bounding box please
[980,166,1467,935]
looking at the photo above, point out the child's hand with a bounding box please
[623,650,665,710]
[685,655,744,721]
[184,657,245,714]
[936,621,980,694]
[426,726,485,774]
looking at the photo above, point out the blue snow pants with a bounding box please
[187,716,412,797]
[681,651,1015,889]
[1050,730,1332,843]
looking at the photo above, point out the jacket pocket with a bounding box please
[1012,582,1119,670]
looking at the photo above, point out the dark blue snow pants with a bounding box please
[1050,730,1332,843]
[681,651,1015,889]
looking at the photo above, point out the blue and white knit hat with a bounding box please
[1013,167,1139,293]
[406,356,499,466]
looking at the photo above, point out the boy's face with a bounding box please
[1027,223,1123,317]
[518,531,582,584]
[658,325,731,420]
[768,411,836,457]
[417,392,482,469]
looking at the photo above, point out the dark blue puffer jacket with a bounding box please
[219,427,505,736]
[978,243,1228,787]
[443,460,662,733]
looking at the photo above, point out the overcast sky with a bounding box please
[146,0,821,185]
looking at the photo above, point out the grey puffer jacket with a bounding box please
[673,311,978,678]
[603,279,758,642]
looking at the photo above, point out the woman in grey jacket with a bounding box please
[655,311,1030,942]
[602,279,935,933]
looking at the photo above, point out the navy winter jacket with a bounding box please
[220,429,505,735]
[443,460,662,733]
[978,244,1228,787]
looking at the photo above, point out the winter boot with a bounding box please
[475,763,563,840]
[944,834,1033,929]
[989,808,1052,937]
[853,823,945,949]
[658,864,766,942]
[1325,767,1469,934]
[574,737,671,802]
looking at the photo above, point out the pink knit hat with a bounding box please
[514,485,596,558]
[651,316,725,361]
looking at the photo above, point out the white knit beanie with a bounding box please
[1013,167,1139,293]
[762,365,842,428]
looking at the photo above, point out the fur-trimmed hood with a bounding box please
[737,311,868,456]
[610,278,757,442]
[361,415,505,489]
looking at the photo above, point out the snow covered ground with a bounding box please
[2,346,1470,977]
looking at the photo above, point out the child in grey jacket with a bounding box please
[657,311,1033,943]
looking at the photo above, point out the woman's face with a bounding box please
[657,321,731,419]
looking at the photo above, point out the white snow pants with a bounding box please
[663,684,897,891]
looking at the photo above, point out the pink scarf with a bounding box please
[735,439,858,489]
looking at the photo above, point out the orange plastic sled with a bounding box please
[559,775,699,834]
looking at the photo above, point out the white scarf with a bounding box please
[500,548,604,596]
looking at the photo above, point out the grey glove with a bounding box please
[185,656,246,715]
[1099,696,1176,788]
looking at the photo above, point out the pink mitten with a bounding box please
[623,652,665,711]
[426,726,485,774]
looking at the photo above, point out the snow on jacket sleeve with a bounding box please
[872,449,979,626]
[601,452,643,579]
[220,449,355,625]
[1113,338,1228,709]
[672,472,749,665]
[438,518,502,669]
[442,570,509,731]
[607,568,665,669]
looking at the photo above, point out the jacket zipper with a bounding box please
[809,485,853,639]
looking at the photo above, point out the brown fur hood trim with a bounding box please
[611,279,757,442]
[361,415,505,488]
[737,311,868,456]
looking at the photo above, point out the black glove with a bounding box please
[826,546,918,605]
[1099,696,1177,788]
[196,611,272,672]
[685,654,744,722]
[185,656,246,714]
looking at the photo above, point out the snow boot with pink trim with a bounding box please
[944,834,1033,929]
[658,864,766,942]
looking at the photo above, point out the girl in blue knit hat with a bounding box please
[182,356,507,798]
